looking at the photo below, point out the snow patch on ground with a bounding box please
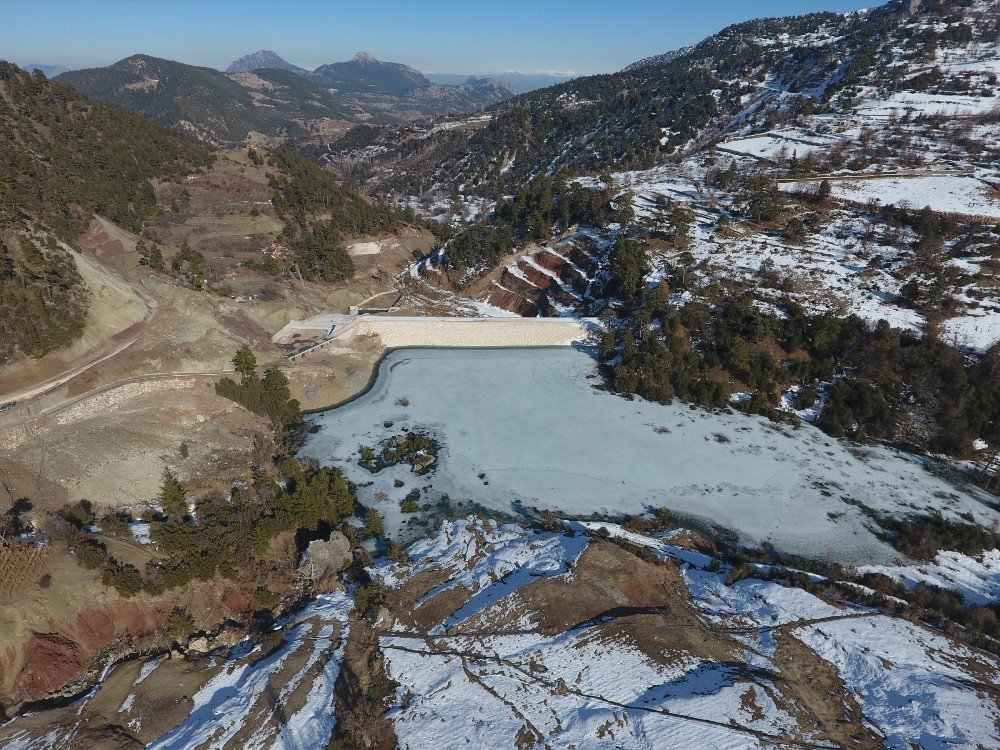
[128,522,151,545]
[859,549,1000,607]
[719,128,845,160]
[941,307,1000,353]
[796,616,1000,749]
[380,518,588,633]
[375,517,1000,750]
[780,174,1000,220]
[148,591,352,750]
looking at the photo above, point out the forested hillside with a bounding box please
[57,55,358,145]
[0,62,212,238]
[309,52,431,96]
[55,52,516,146]
[0,62,213,363]
[308,52,515,119]
[355,0,997,203]
[268,148,405,281]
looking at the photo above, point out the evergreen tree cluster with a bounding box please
[0,62,213,240]
[603,290,999,456]
[375,64,719,202]
[443,177,619,273]
[607,236,648,303]
[214,344,302,426]
[215,365,302,427]
[0,233,88,363]
[170,240,205,278]
[61,460,355,597]
[145,460,354,592]
[267,148,403,282]
[0,62,212,362]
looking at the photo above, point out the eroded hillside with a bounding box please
[2,517,998,748]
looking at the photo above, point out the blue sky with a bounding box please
[3,0,875,74]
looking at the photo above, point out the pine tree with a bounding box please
[159,469,187,518]
[364,507,383,538]
[232,344,257,378]
[149,244,164,271]
[817,179,832,204]
[670,206,692,246]
[676,250,696,285]
[609,236,646,302]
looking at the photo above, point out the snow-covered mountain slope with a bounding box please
[347,0,998,201]
[567,157,999,352]
[4,517,997,749]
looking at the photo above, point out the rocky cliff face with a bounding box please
[1,600,166,707]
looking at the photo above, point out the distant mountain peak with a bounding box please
[309,53,431,96]
[226,50,307,75]
[21,63,72,78]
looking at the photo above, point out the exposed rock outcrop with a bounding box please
[300,532,353,592]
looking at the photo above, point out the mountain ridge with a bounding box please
[308,51,432,96]
[354,0,996,204]
[56,53,357,145]
[225,49,308,75]
[19,62,72,77]
[425,70,575,93]
[55,51,516,143]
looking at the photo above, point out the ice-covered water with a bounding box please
[300,348,999,565]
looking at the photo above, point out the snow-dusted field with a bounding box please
[854,90,1000,118]
[718,128,845,161]
[860,548,1000,607]
[779,173,1000,220]
[942,307,1000,353]
[300,347,999,565]
[148,592,351,750]
[4,518,997,749]
[577,161,1000,352]
[375,518,1000,750]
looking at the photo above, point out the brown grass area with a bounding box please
[773,630,885,749]
[0,544,50,599]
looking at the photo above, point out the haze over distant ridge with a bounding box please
[3,0,874,78]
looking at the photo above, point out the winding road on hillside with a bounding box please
[0,336,143,407]
[0,235,162,410]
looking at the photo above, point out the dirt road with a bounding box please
[0,369,231,430]
[0,337,142,406]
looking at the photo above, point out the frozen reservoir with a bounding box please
[300,347,999,565]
